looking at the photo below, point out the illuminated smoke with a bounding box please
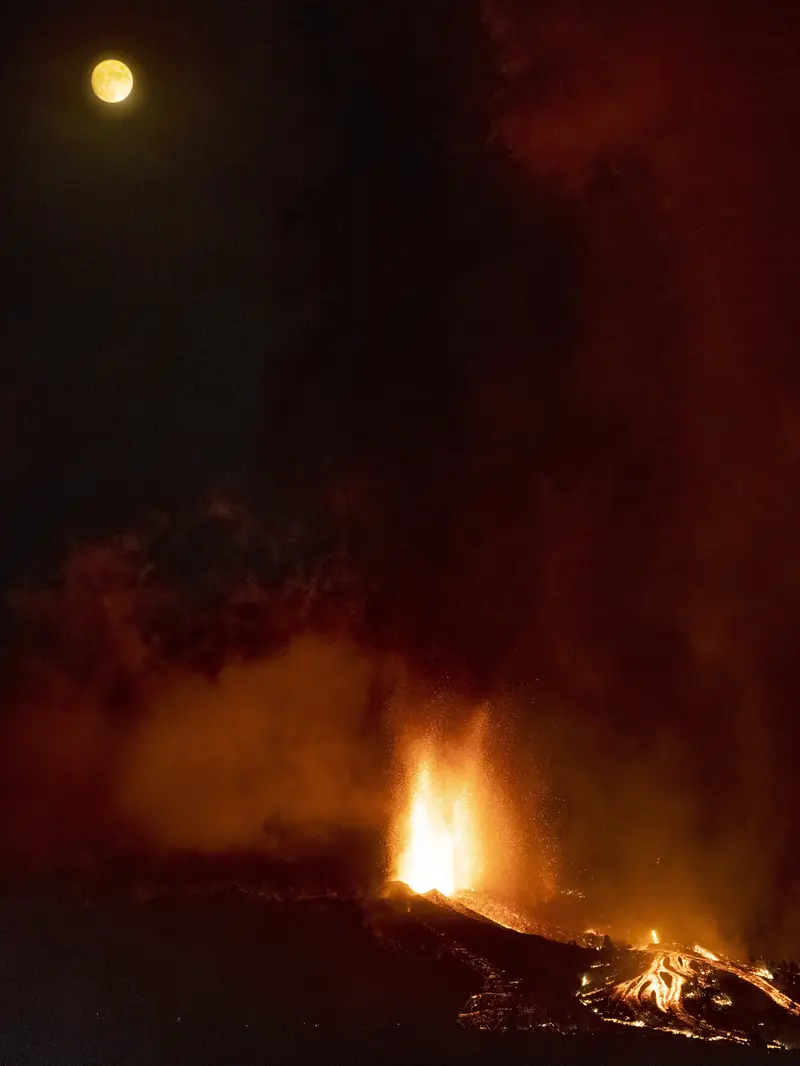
[0,520,389,883]
[481,0,800,959]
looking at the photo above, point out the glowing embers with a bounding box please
[454,891,544,935]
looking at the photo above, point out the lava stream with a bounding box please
[580,943,800,1046]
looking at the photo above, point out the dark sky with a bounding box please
[3,2,510,570]
[5,2,323,557]
[3,0,577,677]
[5,0,800,957]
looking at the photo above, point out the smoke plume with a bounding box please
[0,515,390,890]
[480,0,800,958]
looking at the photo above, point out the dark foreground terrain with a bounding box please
[2,887,798,1065]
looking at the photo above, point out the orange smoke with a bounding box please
[118,636,383,853]
[481,0,800,960]
[0,531,391,878]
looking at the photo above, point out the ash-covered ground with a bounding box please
[3,884,799,1065]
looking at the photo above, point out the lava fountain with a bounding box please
[392,716,499,897]
[394,746,481,895]
[389,708,550,923]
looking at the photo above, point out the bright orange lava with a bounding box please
[393,730,488,897]
[581,942,800,1045]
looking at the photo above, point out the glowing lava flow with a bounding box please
[580,942,800,1045]
[696,949,800,1017]
[591,951,711,1032]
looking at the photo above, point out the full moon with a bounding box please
[91,59,134,104]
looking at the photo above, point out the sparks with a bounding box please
[694,944,719,962]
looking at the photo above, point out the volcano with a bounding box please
[3,883,800,1064]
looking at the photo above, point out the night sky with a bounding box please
[4,2,501,569]
[4,0,800,959]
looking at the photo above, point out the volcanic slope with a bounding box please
[1,887,798,1064]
